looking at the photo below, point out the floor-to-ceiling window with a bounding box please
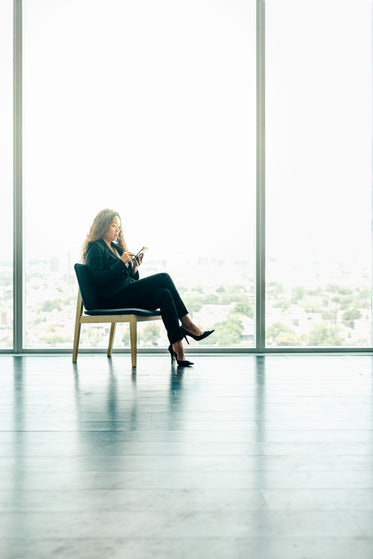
[3,1,373,353]
[22,0,256,350]
[0,1,13,349]
[266,0,373,347]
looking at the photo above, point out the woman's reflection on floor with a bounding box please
[72,358,185,475]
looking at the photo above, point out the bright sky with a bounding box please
[21,0,256,265]
[1,0,372,282]
[266,0,372,274]
[0,1,12,261]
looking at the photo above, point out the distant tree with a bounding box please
[233,300,254,318]
[305,323,343,346]
[42,333,71,345]
[141,323,161,346]
[213,318,243,345]
[266,322,297,346]
[308,288,323,296]
[203,293,219,304]
[357,286,370,299]
[332,294,354,310]
[321,309,338,322]
[337,286,353,296]
[267,282,285,297]
[355,287,371,309]
[342,308,362,329]
[267,322,287,340]
[291,286,305,304]
[218,286,248,305]
[326,283,339,293]
[273,298,291,312]
[275,331,301,346]
[65,295,77,306]
[181,294,202,313]
[300,295,323,313]
[40,299,62,312]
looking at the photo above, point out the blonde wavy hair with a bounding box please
[81,208,127,263]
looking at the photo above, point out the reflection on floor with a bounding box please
[1,353,373,558]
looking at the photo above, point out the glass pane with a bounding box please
[23,0,256,349]
[0,1,13,349]
[266,0,372,347]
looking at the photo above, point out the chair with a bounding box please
[73,263,161,367]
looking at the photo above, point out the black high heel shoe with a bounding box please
[168,345,194,367]
[180,326,214,345]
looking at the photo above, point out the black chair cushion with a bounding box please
[74,263,161,317]
[84,308,161,317]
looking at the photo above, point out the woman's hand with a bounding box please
[132,252,143,273]
[120,251,136,266]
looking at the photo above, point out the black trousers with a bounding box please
[109,273,188,344]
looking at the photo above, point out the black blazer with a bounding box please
[85,239,139,304]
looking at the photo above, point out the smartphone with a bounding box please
[136,246,148,258]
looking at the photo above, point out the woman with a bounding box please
[82,208,213,366]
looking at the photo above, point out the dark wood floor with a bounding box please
[1,353,373,558]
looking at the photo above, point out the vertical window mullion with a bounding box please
[13,0,23,352]
[256,0,265,351]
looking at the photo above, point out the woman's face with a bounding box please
[103,215,121,244]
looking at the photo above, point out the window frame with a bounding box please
[8,0,373,354]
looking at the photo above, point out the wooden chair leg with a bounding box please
[72,292,83,363]
[72,323,81,363]
[129,317,137,367]
[107,323,116,357]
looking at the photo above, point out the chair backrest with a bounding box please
[74,263,100,310]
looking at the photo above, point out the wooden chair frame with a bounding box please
[73,290,161,367]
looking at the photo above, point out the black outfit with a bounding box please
[85,239,188,344]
